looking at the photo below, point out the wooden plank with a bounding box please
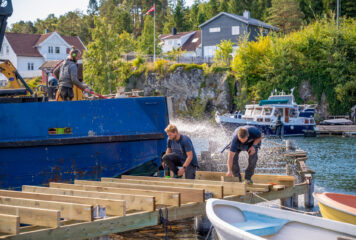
[0,189,125,217]
[49,182,181,207]
[101,178,223,198]
[196,171,295,187]
[121,175,246,196]
[22,186,154,212]
[0,204,60,228]
[0,214,19,235]
[75,180,204,203]
[0,211,160,240]
[0,196,93,222]
[272,185,285,191]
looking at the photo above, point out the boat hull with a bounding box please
[206,199,356,240]
[0,97,169,189]
[314,192,356,225]
[219,121,316,137]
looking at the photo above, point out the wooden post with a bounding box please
[304,177,315,208]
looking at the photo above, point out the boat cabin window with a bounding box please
[290,108,298,118]
[245,108,253,116]
[274,108,283,117]
[253,108,262,116]
[263,108,272,116]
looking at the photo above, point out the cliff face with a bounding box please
[126,67,329,118]
[126,67,232,115]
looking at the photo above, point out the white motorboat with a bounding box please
[206,199,356,240]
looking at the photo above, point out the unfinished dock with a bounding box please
[0,152,313,240]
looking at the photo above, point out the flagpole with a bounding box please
[153,3,156,62]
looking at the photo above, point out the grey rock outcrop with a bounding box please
[126,67,232,115]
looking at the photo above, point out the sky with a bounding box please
[8,0,89,26]
[8,0,195,27]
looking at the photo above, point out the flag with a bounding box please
[145,5,155,15]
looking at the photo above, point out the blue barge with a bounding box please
[0,97,169,189]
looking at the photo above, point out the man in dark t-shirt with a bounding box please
[162,124,198,179]
[227,126,262,184]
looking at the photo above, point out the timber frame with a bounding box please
[0,170,310,240]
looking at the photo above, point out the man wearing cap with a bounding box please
[162,124,199,179]
[226,126,262,184]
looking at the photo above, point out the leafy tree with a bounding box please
[138,15,161,55]
[214,40,234,66]
[10,21,36,34]
[219,0,229,12]
[267,0,304,33]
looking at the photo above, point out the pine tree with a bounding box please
[219,0,229,12]
[87,0,99,15]
[267,0,304,34]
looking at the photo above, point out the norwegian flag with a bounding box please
[145,5,155,15]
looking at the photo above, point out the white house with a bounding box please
[159,30,202,58]
[0,32,86,86]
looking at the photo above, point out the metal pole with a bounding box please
[153,3,156,62]
[337,0,340,30]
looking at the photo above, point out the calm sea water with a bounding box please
[290,136,356,194]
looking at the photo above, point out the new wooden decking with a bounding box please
[0,172,308,240]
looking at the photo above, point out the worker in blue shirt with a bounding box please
[162,124,199,179]
[226,126,262,184]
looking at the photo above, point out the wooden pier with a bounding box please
[317,125,356,136]
[0,168,311,240]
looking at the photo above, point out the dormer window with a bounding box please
[55,47,60,54]
[48,46,53,54]
[192,38,199,43]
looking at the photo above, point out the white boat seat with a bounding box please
[231,211,290,237]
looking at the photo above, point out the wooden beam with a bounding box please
[0,214,19,235]
[196,171,295,187]
[121,175,246,196]
[75,180,204,203]
[0,196,93,222]
[0,189,125,217]
[49,182,181,207]
[0,204,60,228]
[101,178,223,198]
[22,186,154,212]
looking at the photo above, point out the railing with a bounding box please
[123,54,217,64]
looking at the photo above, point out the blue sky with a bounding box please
[9,0,195,26]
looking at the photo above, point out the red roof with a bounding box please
[181,30,201,52]
[5,32,86,57]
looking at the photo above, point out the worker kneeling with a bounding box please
[226,126,262,184]
[162,124,199,179]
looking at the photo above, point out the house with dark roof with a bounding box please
[0,31,86,85]
[199,11,278,58]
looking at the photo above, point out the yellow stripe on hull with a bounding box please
[318,201,356,225]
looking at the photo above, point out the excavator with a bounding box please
[0,0,94,102]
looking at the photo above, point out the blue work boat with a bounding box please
[0,97,169,189]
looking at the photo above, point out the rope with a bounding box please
[251,192,319,216]
[205,224,214,240]
[159,208,170,240]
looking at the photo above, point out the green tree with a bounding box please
[87,0,99,15]
[267,0,304,33]
[138,15,161,55]
[214,40,234,66]
[9,21,36,33]
[219,0,229,12]
[84,17,121,94]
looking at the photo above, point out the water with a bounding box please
[113,119,356,239]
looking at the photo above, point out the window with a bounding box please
[192,38,199,43]
[209,27,220,33]
[55,47,60,54]
[232,26,240,35]
[253,108,262,116]
[48,46,53,53]
[263,108,272,115]
[28,63,34,71]
[6,45,9,54]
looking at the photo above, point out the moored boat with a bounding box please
[206,198,356,240]
[314,192,356,225]
[215,89,318,137]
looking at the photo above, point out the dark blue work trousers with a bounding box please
[232,144,259,181]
